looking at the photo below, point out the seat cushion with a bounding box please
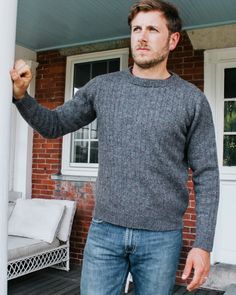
[8,235,60,261]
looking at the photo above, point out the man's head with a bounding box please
[128,0,182,34]
[128,0,182,73]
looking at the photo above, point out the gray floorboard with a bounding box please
[8,265,225,295]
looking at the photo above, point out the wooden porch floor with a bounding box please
[8,265,225,295]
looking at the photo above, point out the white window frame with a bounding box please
[204,47,236,181]
[61,48,129,177]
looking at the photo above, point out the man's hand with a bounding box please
[182,248,210,291]
[10,59,32,99]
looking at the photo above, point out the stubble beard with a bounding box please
[132,51,168,69]
[131,40,170,70]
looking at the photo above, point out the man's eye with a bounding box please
[133,27,141,32]
[150,27,158,32]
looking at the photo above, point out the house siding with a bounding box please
[33,32,204,283]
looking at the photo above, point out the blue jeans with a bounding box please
[81,218,182,295]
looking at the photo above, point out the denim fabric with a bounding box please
[81,219,182,295]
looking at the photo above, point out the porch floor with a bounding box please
[8,265,225,295]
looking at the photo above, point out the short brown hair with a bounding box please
[128,0,182,33]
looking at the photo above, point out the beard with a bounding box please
[131,40,170,69]
[132,52,168,69]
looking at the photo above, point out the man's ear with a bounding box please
[169,32,180,51]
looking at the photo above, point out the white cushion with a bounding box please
[31,199,76,242]
[8,236,60,261]
[8,199,65,243]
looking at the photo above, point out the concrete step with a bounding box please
[203,263,236,291]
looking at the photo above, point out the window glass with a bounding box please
[223,68,236,166]
[91,120,98,140]
[109,59,120,73]
[74,63,90,90]
[223,135,236,166]
[224,101,236,132]
[90,141,99,163]
[72,141,88,163]
[74,126,89,140]
[224,68,236,98]
[92,61,107,78]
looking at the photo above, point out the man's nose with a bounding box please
[138,30,148,42]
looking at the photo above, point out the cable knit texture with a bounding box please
[14,69,219,251]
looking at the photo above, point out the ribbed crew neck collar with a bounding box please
[123,67,178,88]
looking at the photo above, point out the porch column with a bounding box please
[13,60,38,199]
[0,0,18,293]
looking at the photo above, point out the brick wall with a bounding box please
[53,181,95,263]
[33,51,65,198]
[33,32,204,280]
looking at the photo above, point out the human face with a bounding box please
[131,10,178,70]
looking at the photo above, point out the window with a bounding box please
[223,68,236,166]
[204,48,236,266]
[61,48,129,177]
[204,48,236,180]
[71,59,120,166]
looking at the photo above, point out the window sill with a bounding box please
[51,173,97,183]
[220,168,236,181]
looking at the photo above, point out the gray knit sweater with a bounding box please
[14,69,219,251]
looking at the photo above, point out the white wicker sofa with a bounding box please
[7,198,76,280]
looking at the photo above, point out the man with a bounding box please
[10,0,219,294]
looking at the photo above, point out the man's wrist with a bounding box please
[13,91,28,103]
[13,92,26,100]
[192,247,210,254]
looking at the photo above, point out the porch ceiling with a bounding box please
[16,0,236,52]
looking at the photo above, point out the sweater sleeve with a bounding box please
[186,92,219,252]
[13,81,97,139]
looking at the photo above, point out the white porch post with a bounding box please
[13,60,38,199]
[0,0,18,293]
